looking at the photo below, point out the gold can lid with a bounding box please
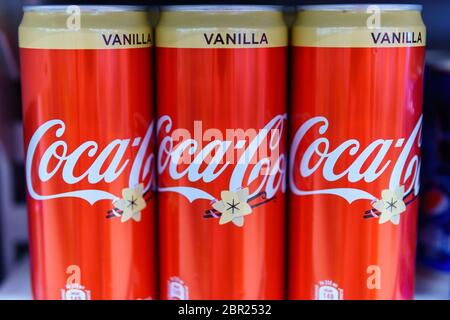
[23,5,148,13]
[161,5,283,12]
[293,4,425,48]
[20,5,152,49]
[297,4,422,12]
[157,6,287,48]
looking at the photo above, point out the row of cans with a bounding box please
[18,4,426,300]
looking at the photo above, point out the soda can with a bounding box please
[156,5,288,299]
[418,52,450,274]
[19,5,156,300]
[289,4,426,299]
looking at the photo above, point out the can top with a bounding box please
[292,3,426,48]
[157,6,287,49]
[161,5,282,12]
[19,6,153,50]
[23,5,148,13]
[298,4,422,12]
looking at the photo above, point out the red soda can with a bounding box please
[288,4,426,300]
[156,5,288,299]
[19,5,156,300]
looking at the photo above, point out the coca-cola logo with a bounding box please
[157,114,287,203]
[26,119,155,205]
[27,114,420,222]
[289,115,422,204]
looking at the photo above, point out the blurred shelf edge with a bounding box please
[0,257,448,300]
[0,256,31,300]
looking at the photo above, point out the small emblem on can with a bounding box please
[315,280,344,300]
[61,265,91,300]
[168,277,189,300]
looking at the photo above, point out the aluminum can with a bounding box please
[19,5,156,300]
[156,5,288,300]
[289,4,426,300]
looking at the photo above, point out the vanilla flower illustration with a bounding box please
[372,186,407,225]
[212,188,253,227]
[112,183,147,223]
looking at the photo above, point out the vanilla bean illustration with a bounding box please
[106,208,122,219]
[106,192,153,219]
[204,191,275,219]
[363,190,418,220]
[143,190,153,199]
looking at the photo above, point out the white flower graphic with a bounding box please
[112,183,146,223]
[212,188,252,227]
[372,186,407,225]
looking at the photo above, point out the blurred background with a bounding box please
[0,0,449,299]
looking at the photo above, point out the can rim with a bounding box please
[297,4,423,12]
[23,5,148,13]
[160,5,283,12]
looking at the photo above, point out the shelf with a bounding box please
[0,257,31,300]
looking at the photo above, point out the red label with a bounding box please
[157,47,287,299]
[20,48,156,300]
[289,46,425,299]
